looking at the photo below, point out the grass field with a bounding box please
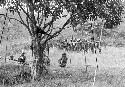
[9,66,125,87]
[0,41,125,87]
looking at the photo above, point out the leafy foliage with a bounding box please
[0,0,124,42]
[60,0,124,29]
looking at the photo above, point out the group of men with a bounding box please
[8,45,69,68]
[9,51,51,67]
[9,52,26,64]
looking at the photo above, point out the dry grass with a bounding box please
[1,42,125,87]
[8,66,125,87]
[0,63,32,86]
[0,63,125,87]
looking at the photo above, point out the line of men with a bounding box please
[55,38,101,53]
[9,52,26,64]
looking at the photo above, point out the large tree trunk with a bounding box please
[28,2,50,81]
[31,38,48,81]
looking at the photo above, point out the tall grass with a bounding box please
[0,64,32,86]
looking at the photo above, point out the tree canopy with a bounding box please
[0,0,124,37]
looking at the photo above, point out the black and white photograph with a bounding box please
[0,0,125,87]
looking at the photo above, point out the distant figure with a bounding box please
[58,53,68,67]
[10,55,14,60]
[18,52,26,64]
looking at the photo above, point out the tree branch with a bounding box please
[8,17,32,36]
[26,5,30,27]
[39,15,45,27]
[15,0,34,24]
[17,10,32,35]
[37,9,40,25]
[44,17,71,44]
[42,17,54,31]
[11,0,32,36]
[36,1,43,25]
[0,14,5,18]
[0,13,32,36]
